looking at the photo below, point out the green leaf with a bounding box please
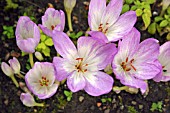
[131,5,137,10]
[76,31,83,38]
[154,16,163,22]
[166,33,170,40]
[69,32,76,39]
[164,14,169,20]
[38,42,46,50]
[167,7,170,15]
[44,38,53,46]
[122,4,130,14]
[142,13,151,29]
[146,0,155,4]
[3,31,7,35]
[143,9,152,17]
[101,99,106,103]
[136,9,143,16]
[67,97,71,101]
[160,20,169,27]
[41,35,47,41]
[42,47,50,56]
[125,0,134,4]
[148,22,156,34]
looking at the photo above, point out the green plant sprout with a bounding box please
[127,106,138,113]
[69,31,83,39]
[5,0,18,10]
[64,90,73,101]
[150,101,163,112]
[101,97,112,103]
[36,31,53,57]
[2,26,15,39]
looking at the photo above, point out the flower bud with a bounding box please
[64,0,76,13]
[9,57,21,74]
[20,93,44,107]
[35,52,44,61]
[1,62,14,77]
[20,93,36,107]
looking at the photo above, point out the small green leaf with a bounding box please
[64,90,71,97]
[42,47,50,56]
[122,4,130,14]
[148,22,156,34]
[164,14,169,19]
[39,42,46,50]
[142,13,151,29]
[136,9,143,16]
[76,31,83,38]
[101,99,106,103]
[3,31,7,35]
[166,33,170,40]
[69,32,76,39]
[131,5,137,10]
[147,0,155,4]
[167,7,170,15]
[67,97,71,101]
[44,38,53,46]
[143,9,152,17]
[154,16,163,22]
[125,0,134,4]
[41,35,47,41]
[160,20,168,27]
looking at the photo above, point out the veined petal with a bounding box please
[134,38,159,63]
[84,71,113,96]
[107,11,137,42]
[77,36,103,60]
[67,71,86,92]
[52,31,78,60]
[53,57,74,81]
[118,28,140,60]
[133,62,160,80]
[88,0,106,30]
[101,0,123,26]
[39,24,53,37]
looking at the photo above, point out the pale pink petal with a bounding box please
[88,31,108,43]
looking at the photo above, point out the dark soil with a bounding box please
[0,0,170,113]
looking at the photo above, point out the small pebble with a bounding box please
[131,101,137,105]
[90,105,95,110]
[139,105,143,109]
[4,99,8,105]
[97,102,102,107]
[79,96,84,102]
[120,105,124,110]
[104,109,110,113]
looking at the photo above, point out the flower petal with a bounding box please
[101,0,123,27]
[52,31,78,59]
[1,62,14,77]
[53,57,74,81]
[20,93,36,107]
[67,71,86,92]
[118,28,140,60]
[107,11,137,41]
[84,71,113,96]
[88,0,106,30]
[134,38,159,63]
[133,62,160,80]
[88,31,108,43]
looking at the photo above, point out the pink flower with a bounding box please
[88,0,137,42]
[39,8,65,37]
[9,57,20,74]
[52,31,117,96]
[25,62,59,99]
[15,16,40,53]
[112,28,161,94]
[153,41,170,82]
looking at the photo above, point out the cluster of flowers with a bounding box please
[1,0,170,107]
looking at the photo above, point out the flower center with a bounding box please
[51,25,55,30]
[98,23,109,34]
[75,58,88,73]
[39,76,49,86]
[162,66,167,72]
[121,57,136,72]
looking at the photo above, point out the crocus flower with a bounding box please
[25,62,59,99]
[153,42,170,82]
[15,16,40,53]
[112,28,161,94]
[20,93,44,107]
[39,8,65,37]
[52,31,117,96]
[88,0,137,42]
[9,57,20,74]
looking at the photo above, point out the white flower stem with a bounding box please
[34,102,44,107]
[10,75,19,88]
[29,53,34,68]
[67,11,73,32]
[113,86,128,91]
[85,27,90,36]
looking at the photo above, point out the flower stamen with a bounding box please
[75,58,88,73]
[121,57,136,72]
[39,76,49,86]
